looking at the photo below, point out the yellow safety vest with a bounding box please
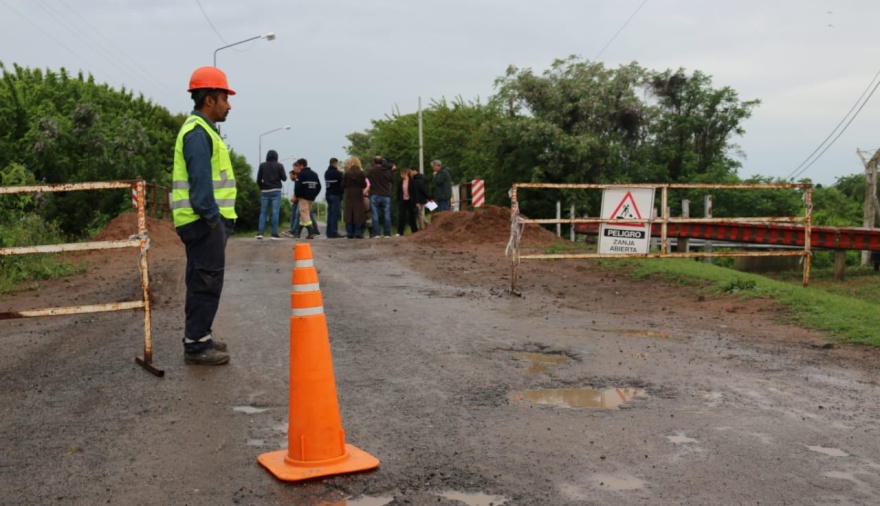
[171,114,237,227]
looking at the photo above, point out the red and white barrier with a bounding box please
[472,178,485,207]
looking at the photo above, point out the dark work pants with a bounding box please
[397,199,418,235]
[176,217,232,352]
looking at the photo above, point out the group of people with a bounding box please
[171,65,454,365]
[256,152,452,240]
[255,154,321,240]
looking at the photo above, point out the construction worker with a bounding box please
[171,66,237,365]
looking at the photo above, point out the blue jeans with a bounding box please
[437,199,450,212]
[345,222,363,238]
[326,194,342,237]
[370,194,392,237]
[258,190,282,236]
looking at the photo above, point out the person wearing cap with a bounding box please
[171,66,237,366]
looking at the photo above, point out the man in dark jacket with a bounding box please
[367,156,395,238]
[324,158,344,238]
[293,158,322,239]
[431,159,452,211]
[409,166,430,230]
[255,149,287,239]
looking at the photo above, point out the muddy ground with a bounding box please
[2,207,880,506]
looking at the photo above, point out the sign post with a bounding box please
[598,187,655,255]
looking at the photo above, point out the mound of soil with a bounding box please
[91,213,182,261]
[413,205,558,246]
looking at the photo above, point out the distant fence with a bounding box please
[130,180,171,221]
[507,182,813,294]
[0,179,162,376]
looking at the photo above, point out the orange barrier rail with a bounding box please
[507,183,813,294]
[0,180,162,376]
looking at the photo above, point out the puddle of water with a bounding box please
[437,491,508,506]
[591,473,646,491]
[513,352,571,373]
[347,496,394,506]
[622,330,672,339]
[666,435,698,445]
[824,471,857,481]
[245,439,265,447]
[512,387,648,410]
[807,445,849,457]
[233,406,269,414]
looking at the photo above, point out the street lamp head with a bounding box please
[283,125,291,130]
[214,31,277,66]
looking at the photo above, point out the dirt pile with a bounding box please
[413,205,558,246]
[91,213,182,261]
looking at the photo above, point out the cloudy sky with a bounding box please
[2,0,879,189]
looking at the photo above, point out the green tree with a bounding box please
[646,69,760,182]
[0,62,182,238]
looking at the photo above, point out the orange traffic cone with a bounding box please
[258,243,380,481]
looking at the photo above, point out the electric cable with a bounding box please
[593,0,649,61]
[787,69,880,181]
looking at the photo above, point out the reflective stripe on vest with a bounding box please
[172,114,237,227]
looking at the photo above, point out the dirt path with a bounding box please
[2,211,880,505]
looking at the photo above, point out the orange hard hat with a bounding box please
[187,66,236,95]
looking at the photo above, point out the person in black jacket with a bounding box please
[292,158,322,239]
[255,149,287,239]
[324,158,344,238]
[395,166,419,235]
[410,166,430,230]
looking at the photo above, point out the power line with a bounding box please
[49,0,176,99]
[0,0,103,74]
[786,67,880,181]
[195,0,229,44]
[593,0,649,61]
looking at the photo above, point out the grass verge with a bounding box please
[548,239,880,347]
[613,257,880,346]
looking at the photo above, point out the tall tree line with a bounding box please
[0,62,261,240]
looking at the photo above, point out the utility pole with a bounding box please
[857,148,880,265]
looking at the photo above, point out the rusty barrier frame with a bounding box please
[0,180,162,376]
[508,183,813,294]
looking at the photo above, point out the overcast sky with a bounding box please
[2,0,879,191]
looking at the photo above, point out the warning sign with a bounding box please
[599,188,655,254]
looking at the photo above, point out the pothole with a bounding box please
[513,352,571,373]
[512,387,648,410]
[347,495,394,506]
[807,445,849,457]
[233,406,269,414]
[612,329,677,339]
[437,491,508,505]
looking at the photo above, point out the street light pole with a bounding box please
[214,32,276,67]
[259,125,291,165]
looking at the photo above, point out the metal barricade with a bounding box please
[508,183,813,294]
[0,180,162,376]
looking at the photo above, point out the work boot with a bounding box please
[213,340,227,352]
[294,225,303,238]
[306,231,315,239]
[184,348,230,365]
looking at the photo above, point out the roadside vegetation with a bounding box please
[541,240,880,346]
[0,56,877,304]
